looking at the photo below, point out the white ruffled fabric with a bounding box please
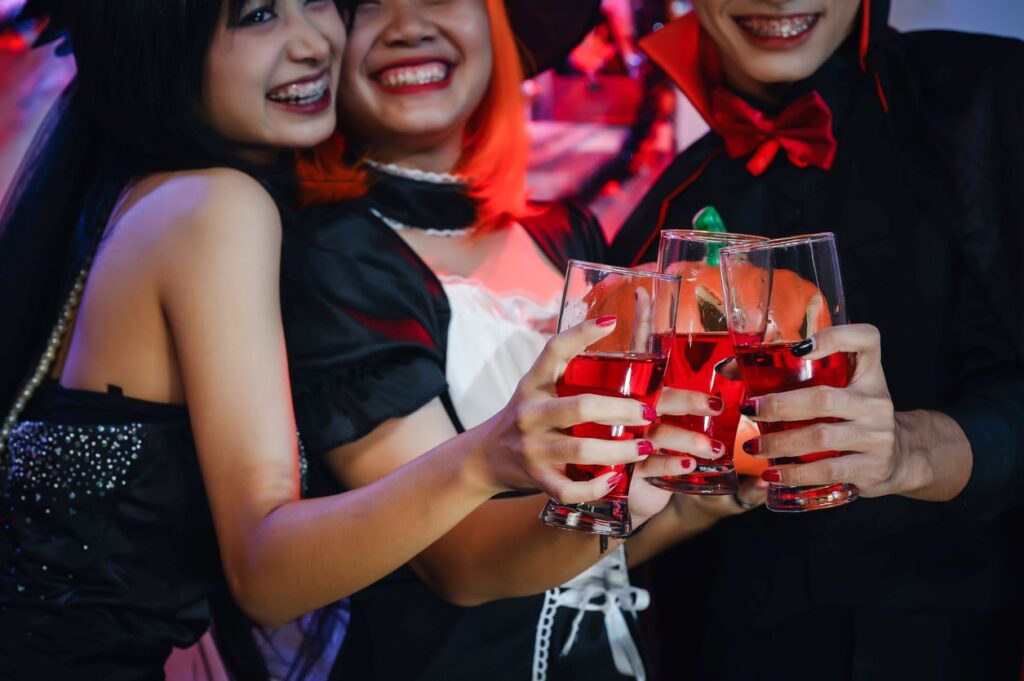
[440,275,649,681]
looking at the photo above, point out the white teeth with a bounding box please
[378,62,449,88]
[268,74,329,104]
[736,14,817,38]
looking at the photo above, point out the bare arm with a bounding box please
[887,410,973,502]
[323,401,607,606]
[157,171,507,625]
[158,171,641,626]
[325,386,722,606]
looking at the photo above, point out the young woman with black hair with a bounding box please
[0,2,674,677]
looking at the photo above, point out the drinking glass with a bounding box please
[539,260,680,536]
[719,233,859,512]
[652,230,767,495]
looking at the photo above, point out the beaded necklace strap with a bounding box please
[369,207,478,238]
[0,264,90,457]
[364,159,467,186]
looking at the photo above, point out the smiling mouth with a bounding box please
[733,13,820,39]
[267,72,330,106]
[375,61,451,89]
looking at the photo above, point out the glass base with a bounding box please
[540,497,632,537]
[767,482,859,512]
[650,460,738,495]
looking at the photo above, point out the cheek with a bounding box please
[214,71,258,119]
[203,52,270,141]
[467,41,493,99]
[692,0,727,31]
[322,20,348,64]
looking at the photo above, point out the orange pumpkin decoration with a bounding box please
[595,260,832,341]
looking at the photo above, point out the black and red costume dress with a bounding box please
[280,166,650,681]
[609,1,1023,678]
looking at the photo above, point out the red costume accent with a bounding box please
[711,88,837,175]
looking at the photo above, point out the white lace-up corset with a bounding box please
[440,275,649,681]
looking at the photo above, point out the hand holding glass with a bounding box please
[719,233,858,512]
[540,260,680,536]
[652,229,767,495]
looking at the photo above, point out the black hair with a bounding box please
[0,0,265,423]
[0,1,352,678]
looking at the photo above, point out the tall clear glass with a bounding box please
[719,233,859,512]
[540,260,680,536]
[652,230,768,495]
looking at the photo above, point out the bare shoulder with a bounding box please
[112,168,283,281]
[125,167,279,244]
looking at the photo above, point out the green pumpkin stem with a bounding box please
[692,205,728,266]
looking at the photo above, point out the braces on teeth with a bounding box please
[739,16,816,38]
[269,78,328,103]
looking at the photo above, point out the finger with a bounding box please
[741,386,888,423]
[741,423,894,460]
[634,453,697,478]
[538,469,621,506]
[792,323,881,366]
[548,434,655,467]
[647,422,725,460]
[658,387,723,418]
[735,475,768,507]
[761,452,870,488]
[537,393,655,430]
[522,316,618,391]
[631,287,652,354]
[714,356,741,381]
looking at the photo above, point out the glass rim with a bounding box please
[566,259,681,283]
[718,232,835,256]
[660,230,769,245]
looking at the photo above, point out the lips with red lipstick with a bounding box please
[266,70,332,114]
[733,13,821,48]
[372,59,454,94]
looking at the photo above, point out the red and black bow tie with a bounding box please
[710,87,838,176]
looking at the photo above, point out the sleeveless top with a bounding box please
[0,382,222,680]
[280,166,650,680]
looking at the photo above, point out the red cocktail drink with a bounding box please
[557,351,668,499]
[720,233,859,512]
[540,260,680,536]
[654,229,767,495]
[653,332,744,494]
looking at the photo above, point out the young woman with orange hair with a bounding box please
[280,1,766,678]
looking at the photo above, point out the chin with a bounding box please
[736,49,829,85]
[278,119,338,150]
[380,117,459,140]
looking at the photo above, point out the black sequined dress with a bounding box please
[0,382,222,680]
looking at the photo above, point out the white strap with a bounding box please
[533,548,650,681]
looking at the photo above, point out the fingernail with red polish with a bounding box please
[637,440,654,457]
[642,404,657,422]
[791,338,815,357]
[739,398,758,417]
[742,438,761,455]
[761,469,782,483]
[707,396,724,412]
[681,457,697,472]
[710,440,725,456]
[607,472,626,489]
[596,315,617,327]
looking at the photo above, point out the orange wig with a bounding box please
[296,0,533,231]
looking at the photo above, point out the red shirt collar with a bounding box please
[640,2,876,126]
